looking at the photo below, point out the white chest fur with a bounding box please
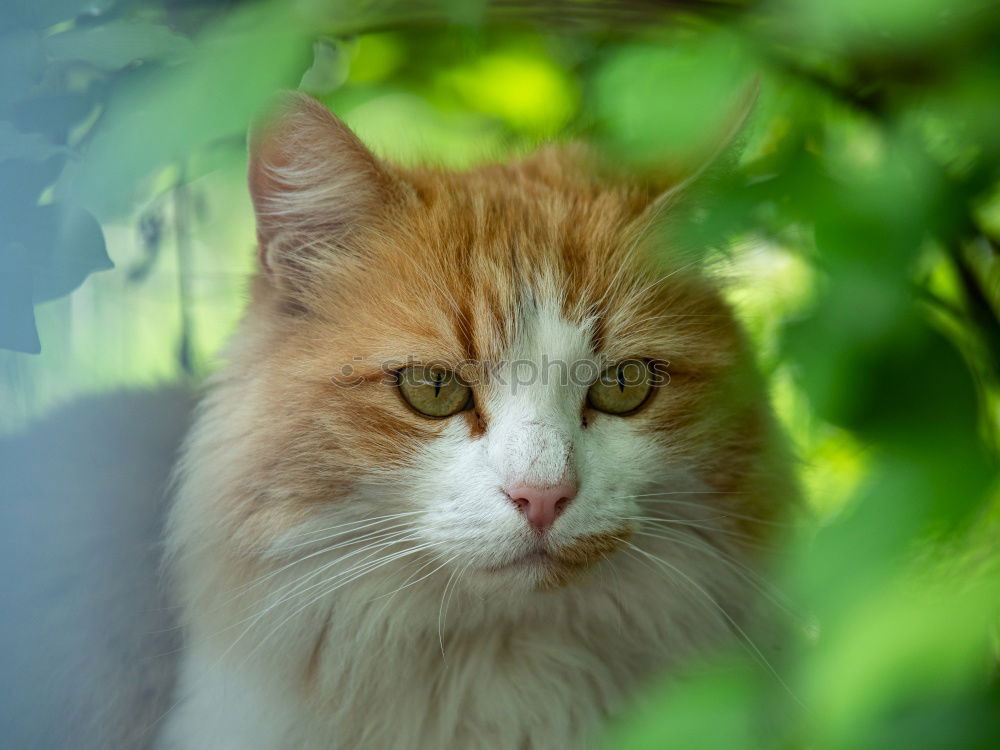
[158,549,732,750]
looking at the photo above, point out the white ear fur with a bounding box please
[247,92,394,279]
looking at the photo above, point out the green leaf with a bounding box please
[0,121,65,162]
[44,19,194,71]
[10,92,96,139]
[604,664,758,750]
[5,1,117,32]
[593,32,751,177]
[58,2,311,219]
[28,203,112,303]
[0,202,111,353]
[0,30,44,104]
[0,155,68,212]
[299,37,351,96]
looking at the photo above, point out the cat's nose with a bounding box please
[506,482,578,532]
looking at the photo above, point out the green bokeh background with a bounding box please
[1,1,998,747]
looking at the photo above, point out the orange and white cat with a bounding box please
[159,93,795,749]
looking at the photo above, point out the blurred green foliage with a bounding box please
[1,0,998,747]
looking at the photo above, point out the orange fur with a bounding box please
[223,121,783,544]
[162,93,797,750]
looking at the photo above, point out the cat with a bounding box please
[152,91,797,749]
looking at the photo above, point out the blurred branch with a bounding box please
[951,237,1000,380]
[172,170,195,375]
[304,0,746,36]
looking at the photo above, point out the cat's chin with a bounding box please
[465,548,555,592]
[486,548,551,573]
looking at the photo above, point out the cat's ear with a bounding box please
[248,92,396,281]
[638,77,759,223]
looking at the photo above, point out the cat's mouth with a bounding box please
[485,528,633,584]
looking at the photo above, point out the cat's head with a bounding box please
[173,93,791,613]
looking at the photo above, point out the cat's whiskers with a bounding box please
[619,316,726,342]
[624,543,804,707]
[237,541,442,672]
[181,528,424,648]
[628,312,729,327]
[278,511,425,549]
[620,258,704,316]
[371,552,461,612]
[615,490,745,497]
[142,522,421,640]
[137,531,415,661]
[641,501,798,530]
[437,565,462,662]
[623,499,800,619]
[622,514,764,545]
[438,558,476,662]
[586,205,663,316]
[220,535,430,670]
[136,532,434,743]
[596,549,627,636]
[218,522,422,614]
[248,531,426,623]
[632,528,798,619]
[614,491,797,529]
[585,248,638,322]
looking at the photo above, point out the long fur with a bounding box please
[159,94,797,749]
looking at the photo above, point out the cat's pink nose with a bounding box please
[506,482,578,532]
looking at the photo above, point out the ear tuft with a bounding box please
[248,92,393,279]
[637,76,760,223]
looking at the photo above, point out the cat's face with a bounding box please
[178,94,787,611]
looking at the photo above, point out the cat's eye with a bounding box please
[587,360,654,415]
[397,366,473,418]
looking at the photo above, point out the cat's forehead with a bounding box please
[368,191,709,360]
[312,150,738,378]
[344,249,729,399]
[404,152,654,269]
